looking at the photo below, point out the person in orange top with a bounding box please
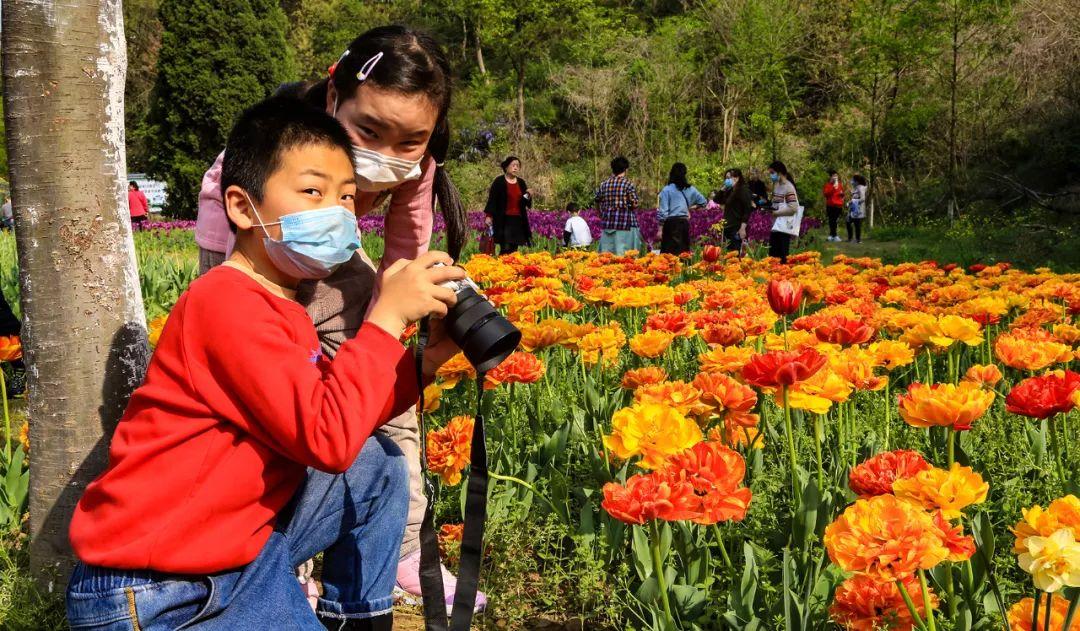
[822,169,845,242]
[66,97,467,631]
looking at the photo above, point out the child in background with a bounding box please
[65,97,467,631]
[563,202,593,249]
[847,173,868,244]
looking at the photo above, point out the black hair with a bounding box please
[298,25,466,259]
[221,96,354,232]
[566,201,579,213]
[768,160,797,190]
[852,174,868,186]
[667,162,689,190]
[501,156,520,172]
[611,156,629,175]
[129,181,139,190]
[828,168,838,177]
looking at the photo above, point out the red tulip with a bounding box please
[1005,370,1080,419]
[813,316,876,346]
[766,279,803,316]
[741,349,827,388]
[702,245,722,263]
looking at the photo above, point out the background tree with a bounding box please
[146,0,295,217]
[2,0,149,584]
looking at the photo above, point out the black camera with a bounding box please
[436,264,521,372]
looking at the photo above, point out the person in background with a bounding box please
[722,168,753,253]
[1,195,13,230]
[767,160,800,263]
[483,156,533,255]
[562,202,592,249]
[657,162,707,255]
[128,181,149,227]
[747,168,769,208]
[594,156,641,255]
[705,190,721,211]
[822,169,844,242]
[847,173,868,243]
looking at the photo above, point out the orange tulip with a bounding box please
[621,367,669,390]
[484,352,544,389]
[962,364,1004,388]
[1007,594,1080,631]
[601,472,701,524]
[436,352,477,389]
[996,330,1073,371]
[891,463,988,520]
[692,372,757,415]
[634,380,707,417]
[1011,495,1080,554]
[700,323,746,347]
[661,441,752,524]
[897,382,995,431]
[824,494,950,581]
[848,450,931,499]
[0,335,22,362]
[629,330,676,358]
[426,416,475,486]
[645,310,694,338]
[698,345,755,374]
[830,574,937,631]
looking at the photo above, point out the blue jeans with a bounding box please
[66,434,409,630]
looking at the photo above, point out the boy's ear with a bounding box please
[224,185,256,231]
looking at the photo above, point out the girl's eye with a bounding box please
[303,188,322,197]
[341,193,355,202]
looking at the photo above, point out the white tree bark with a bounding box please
[2,0,149,589]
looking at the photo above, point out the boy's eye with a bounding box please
[303,188,322,197]
[341,193,355,202]
[358,126,377,139]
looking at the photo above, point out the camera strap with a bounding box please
[414,318,489,631]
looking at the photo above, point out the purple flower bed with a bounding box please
[133,220,197,231]
[143,209,821,246]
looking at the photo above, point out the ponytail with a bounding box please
[427,119,467,260]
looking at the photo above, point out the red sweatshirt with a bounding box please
[823,181,845,208]
[69,266,418,573]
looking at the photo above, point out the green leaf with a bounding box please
[632,525,653,580]
[671,584,708,621]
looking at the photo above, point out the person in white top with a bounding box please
[767,160,801,264]
[563,202,593,248]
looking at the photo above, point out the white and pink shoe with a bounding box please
[393,549,488,615]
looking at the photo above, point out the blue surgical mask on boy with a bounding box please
[244,193,360,280]
[769,172,780,183]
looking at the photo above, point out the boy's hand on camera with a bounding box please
[369,251,467,339]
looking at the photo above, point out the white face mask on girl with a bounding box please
[351,146,423,192]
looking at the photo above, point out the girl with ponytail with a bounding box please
[193,25,485,618]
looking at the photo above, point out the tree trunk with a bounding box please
[516,60,526,137]
[2,0,149,588]
[947,1,960,220]
[475,28,487,77]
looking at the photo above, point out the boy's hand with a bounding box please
[369,251,467,339]
[421,317,462,380]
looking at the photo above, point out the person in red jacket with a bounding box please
[127,181,149,226]
[822,169,845,242]
[65,97,466,631]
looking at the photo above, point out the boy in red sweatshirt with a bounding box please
[65,97,466,631]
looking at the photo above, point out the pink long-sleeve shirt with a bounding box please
[194,151,436,272]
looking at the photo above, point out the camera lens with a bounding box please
[445,286,521,373]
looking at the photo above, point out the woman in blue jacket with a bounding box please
[657,162,707,255]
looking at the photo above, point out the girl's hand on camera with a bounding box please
[369,251,467,338]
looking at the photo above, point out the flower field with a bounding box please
[423,249,1080,629]
[4,226,1080,630]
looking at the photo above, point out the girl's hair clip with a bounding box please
[357,52,384,82]
[328,49,350,78]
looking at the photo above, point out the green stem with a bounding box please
[895,579,928,631]
[813,414,824,493]
[1031,588,1041,631]
[488,471,563,517]
[918,570,937,631]
[1,369,9,463]
[1063,592,1080,631]
[781,316,789,351]
[883,378,891,451]
[1050,414,1066,483]
[647,521,674,622]
[947,428,956,467]
[711,524,735,574]
[1044,591,1054,631]
[782,386,800,505]
[944,563,957,621]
